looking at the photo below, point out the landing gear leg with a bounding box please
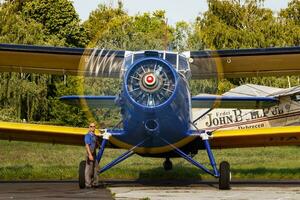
[158,132,231,190]
[163,157,173,171]
[202,134,231,190]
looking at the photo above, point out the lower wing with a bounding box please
[192,96,278,109]
[0,121,299,149]
[211,126,300,148]
[0,121,116,147]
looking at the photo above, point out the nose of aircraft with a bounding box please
[125,57,177,107]
[143,73,157,89]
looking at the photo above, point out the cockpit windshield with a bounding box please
[124,51,191,79]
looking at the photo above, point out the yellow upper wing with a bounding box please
[189,47,300,79]
[0,43,125,77]
[1,43,300,79]
[0,121,299,148]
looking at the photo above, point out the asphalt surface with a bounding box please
[0,181,113,200]
[0,180,299,200]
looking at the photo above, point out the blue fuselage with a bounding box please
[111,57,193,154]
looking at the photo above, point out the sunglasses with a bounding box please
[89,125,96,128]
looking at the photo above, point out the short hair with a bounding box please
[89,122,96,127]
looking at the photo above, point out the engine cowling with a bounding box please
[125,57,177,108]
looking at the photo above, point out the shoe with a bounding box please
[92,184,100,188]
[85,185,92,189]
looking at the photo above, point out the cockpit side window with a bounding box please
[178,55,189,71]
[125,54,133,68]
[178,55,191,79]
[133,53,144,62]
[165,53,177,67]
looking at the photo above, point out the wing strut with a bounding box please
[192,108,213,124]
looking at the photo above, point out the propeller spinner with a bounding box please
[144,74,156,87]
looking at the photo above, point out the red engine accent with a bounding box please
[145,74,155,85]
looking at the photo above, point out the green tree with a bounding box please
[130,10,172,50]
[22,0,88,47]
[173,21,192,51]
[190,0,288,49]
[0,2,59,122]
[49,76,88,126]
[0,2,62,45]
[279,0,300,46]
[280,0,300,26]
[188,0,300,94]
[84,2,173,50]
[84,1,127,46]
[0,0,88,125]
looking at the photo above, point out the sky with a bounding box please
[73,0,291,25]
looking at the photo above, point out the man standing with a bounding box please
[84,122,99,188]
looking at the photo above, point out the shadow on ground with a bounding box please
[1,164,299,181]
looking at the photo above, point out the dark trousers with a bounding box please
[85,154,98,187]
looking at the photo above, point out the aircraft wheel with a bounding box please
[219,161,231,190]
[79,160,86,189]
[163,158,173,171]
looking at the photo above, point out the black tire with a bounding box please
[219,161,231,190]
[79,160,86,189]
[163,158,173,171]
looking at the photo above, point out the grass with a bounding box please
[0,140,299,181]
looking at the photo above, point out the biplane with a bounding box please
[0,43,300,190]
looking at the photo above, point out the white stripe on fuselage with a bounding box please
[192,96,300,131]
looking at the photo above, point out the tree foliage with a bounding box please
[84,2,172,50]
[188,0,300,95]
[0,0,87,125]
[0,2,61,45]
[22,0,87,47]
[279,0,300,46]
[190,0,294,49]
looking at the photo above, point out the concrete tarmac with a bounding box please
[0,181,299,200]
[110,186,300,200]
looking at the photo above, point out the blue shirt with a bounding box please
[84,132,97,152]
